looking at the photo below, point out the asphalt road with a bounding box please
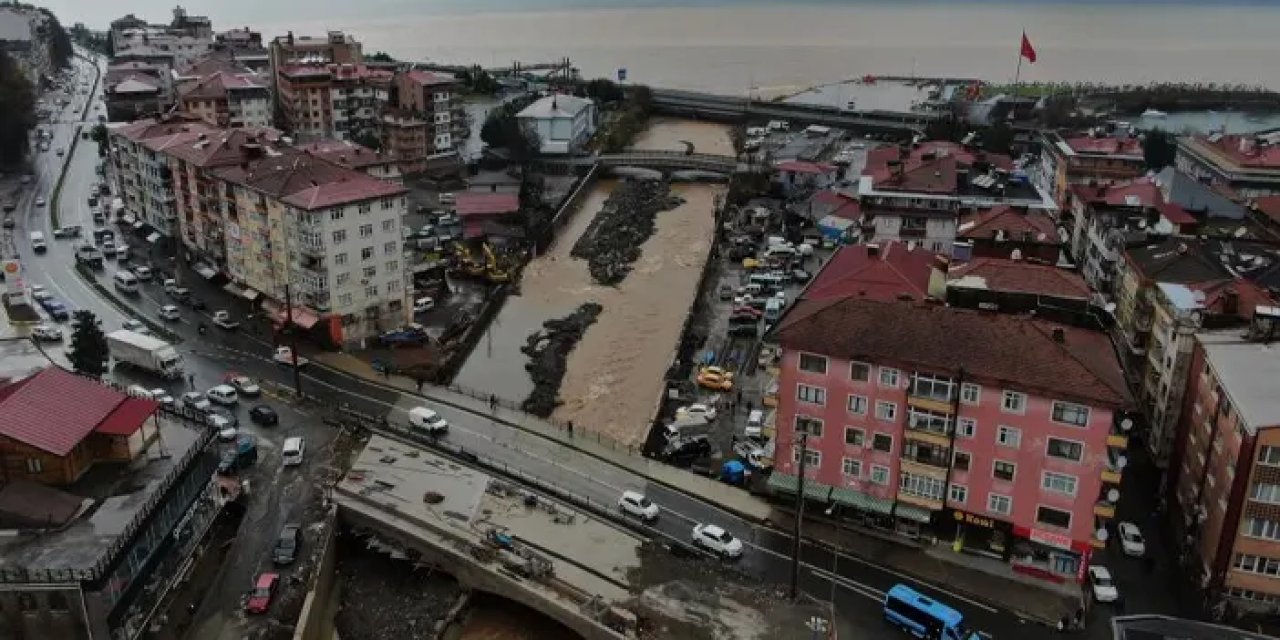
[17,53,1081,640]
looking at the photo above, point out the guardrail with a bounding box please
[71,262,184,344]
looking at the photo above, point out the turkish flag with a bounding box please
[1020,32,1037,64]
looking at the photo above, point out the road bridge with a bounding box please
[651,88,933,136]
[538,150,750,175]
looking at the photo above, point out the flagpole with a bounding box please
[1014,30,1025,98]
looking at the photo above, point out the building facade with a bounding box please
[107,116,215,242]
[772,298,1130,583]
[397,69,463,156]
[1178,133,1280,199]
[1169,312,1280,612]
[1037,131,1147,208]
[516,94,598,155]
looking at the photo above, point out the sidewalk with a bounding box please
[313,351,1080,626]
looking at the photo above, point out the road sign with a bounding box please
[617,68,627,82]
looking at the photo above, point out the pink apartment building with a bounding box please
[771,297,1131,583]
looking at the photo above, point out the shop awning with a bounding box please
[146,232,161,244]
[830,487,894,515]
[767,472,832,503]
[224,283,260,301]
[894,503,935,524]
[193,263,218,280]
[262,299,321,329]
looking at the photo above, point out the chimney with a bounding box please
[1052,328,1066,343]
[866,243,880,258]
[287,31,294,46]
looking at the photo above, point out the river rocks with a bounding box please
[520,302,603,417]
[571,178,684,286]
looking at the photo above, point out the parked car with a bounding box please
[663,434,712,461]
[209,412,238,441]
[1088,566,1119,603]
[676,403,718,422]
[212,310,239,330]
[245,572,280,614]
[696,366,734,391]
[618,490,660,521]
[133,265,152,280]
[180,391,211,412]
[249,404,278,426]
[272,524,302,565]
[691,524,744,558]
[206,384,238,406]
[1118,521,1146,557]
[159,304,181,321]
[121,319,150,335]
[31,324,62,341]
[227,375,261,396]
[148,388,175,407]
[413,296,435,314]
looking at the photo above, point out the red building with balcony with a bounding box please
[770,297,1131,583]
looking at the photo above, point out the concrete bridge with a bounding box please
[544,150,745,174]
[650,88,933,136]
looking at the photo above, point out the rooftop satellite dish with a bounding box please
[1120,417,1133,431]
[1107,488,1121,503]
[1096,528,1109,542]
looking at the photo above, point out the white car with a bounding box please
[159,305,181,321]
[133,265,152,280]
[208,413,237,441]
[206,384,239,406]
[618,490,660,521]
[1118,521,1146,557]
[122,319,150,335]
[692,524,744,558]
[126,385,154,399]
[408,406,449,435]
[29,284,50,302]
[676,403,717,422]
[1088,566,1119,603]
[413,296,435,314]
[180,391,211,412]
[212,310,239,330]
[228,376,261,396]
[148,388,175,407]
[35,197,45,207]
[31,324,62,341]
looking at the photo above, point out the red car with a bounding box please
[245,572,279,614]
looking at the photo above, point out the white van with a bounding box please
[112,270,139,293]
[206,384,239,406]
[408,406,449,435]
[29,231,47,254]
[748,272,786,290]
[282,437,305,466]
[745,409,765,438]
[763,244,797,260]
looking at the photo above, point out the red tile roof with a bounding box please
[157,127,283,168]
[1186,279,1275,318]
[803,241,939,303]
[178,70,266,101]
[1252,195,1280,225]
[404,69,457,87]
[947,258,1091,300]
[776,160,837,175]
[1062,136,1143,157]
[455,192,520,218]
[1191,134,1280,170]
[1081,178,1196,226]
[297,139,391,170]
[958,205,1058,242]
[777,298,1129,407]
[0,368,151,456]
[112,115,212,143]
[95,397,157,436]
[864,141,1013,194]
[212,151,407,211]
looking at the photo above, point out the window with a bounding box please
[1001,390,1027,414]
[381,197,394,210]
[875,401,897,422]
[362,266,377,278]
[329,208,344,221]
[949,484,968,504]
[987,493,1012,515]
[332,229,347,244]
[997,425,1022,449]
[910,373,954,402]
[335,252,348,266]
[870,465,890,485]
[338,293,353,306]
[850,361,871,382]
[792,448,821,469]
[386,260,399,273]
[798,353,828,374]
[359,223,374,238]
[956,417,976,438]
[17,593,35,612]
[336,272,350,286]
[1052,401,1091,427]
[361,246,374,260]
[1235,554,1280,577]
[387,279,401,292]
[47,593,68,612]
[1245,518,1280,541]
[25,458,42,473]
[382,219,395,232]
[960,383,981,405]
[847,394,868,415]
[1042,471,1079,496]
[872,433,893,453]
[993,460,1016,482]
[365,284,378,298]
[384,241,397,255]
[358,202,372,214]
[953,450,971,471]
[879,367,900,388]
[797,384,827,405]
[900,472,945,501]
[1035,506,1072,530]
[795,416,824,437]
[844,427,865,447]
[1260,446,1280,466]
[1046,437,1084,462]
[842,458,862,477]
[1252,483,1280,504]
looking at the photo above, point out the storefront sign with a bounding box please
[953,510,996,529]
[1029,528,1073,551]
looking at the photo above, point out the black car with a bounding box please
[728,323,758,338]
[662,434,712,462]
[272,524,302,565]
[249,404,278,426]
[216,449,239,475]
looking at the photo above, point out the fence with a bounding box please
[535,162,600,255]
[0,389,214,586]
[435,284,509,385]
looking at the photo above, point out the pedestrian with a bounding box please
[415,378,424,393]
[489,394,497,410]
[736,389,742,405]
[187,373,194,389]
[746,400,753,414]
[567,420,574,438]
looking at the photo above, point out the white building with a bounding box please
[516,94,597,155]
[107,116,216,241]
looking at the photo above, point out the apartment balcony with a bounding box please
[1102,448,1127,484]
[1094,500,1116,519]
[906,392,953,415]
[899,226,928,239]
[900,451,951,474]
[896,492,944,512]
[904,412,953,449]
[1107,430,1130,449]
[302,291,331,312]
[295,240,325,258]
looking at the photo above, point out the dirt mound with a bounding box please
[520,302,603,417]
[570,178,684,286]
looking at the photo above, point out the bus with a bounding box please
[883,584,980,640]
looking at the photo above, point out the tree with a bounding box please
[37,8,73,69]
[583,78,624,103]
[981,122,1015,155]
[0,50,35,166]
[68,310,109,378]
[90,123,108,157]
[352,130,382,151]
[1143,128,1178,170]
[367,51,396,63]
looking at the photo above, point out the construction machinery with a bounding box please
[482,242,512,283]
[453,242,486,278]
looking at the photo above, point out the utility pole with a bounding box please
[283,283,302,396]
[790,421,811,601]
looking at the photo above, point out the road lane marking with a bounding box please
[809,566,886,602]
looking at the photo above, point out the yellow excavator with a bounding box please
[483,242,511,283]
[454,242,486,278]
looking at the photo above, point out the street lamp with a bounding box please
[790,415,812,601]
